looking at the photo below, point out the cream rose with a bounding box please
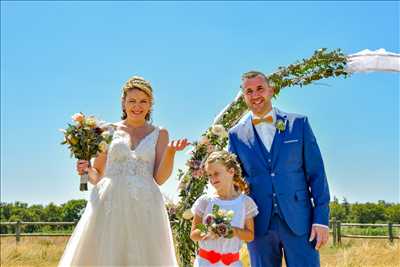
[85,117,97,128]
[211,124,228,138]
[182,209,194,220]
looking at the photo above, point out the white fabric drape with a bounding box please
[346,48,400,73]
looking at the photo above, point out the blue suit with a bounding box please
[228,108,330,267]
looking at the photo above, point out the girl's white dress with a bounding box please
[191,194,259,267]
[58,127,178,267]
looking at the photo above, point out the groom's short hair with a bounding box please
[241,71,271,88]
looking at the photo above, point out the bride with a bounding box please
[59,76,188,266]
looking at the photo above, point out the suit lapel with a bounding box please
[271,110,287,169]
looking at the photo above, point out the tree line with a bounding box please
[330,197,400,224]
[1,197,399,234]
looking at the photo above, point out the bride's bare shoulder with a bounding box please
[155,127,169,145]
[157,126,168,136]
[112,121,125,130]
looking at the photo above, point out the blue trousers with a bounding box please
[247,214,320,267]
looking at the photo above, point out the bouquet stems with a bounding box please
[79,160,91,191]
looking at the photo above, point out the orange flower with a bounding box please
[71,113,84,123]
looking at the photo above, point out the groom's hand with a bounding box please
[309,225,329,250]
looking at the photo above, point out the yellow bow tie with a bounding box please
[252,115,273,125]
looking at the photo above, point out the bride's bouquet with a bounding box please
[197,204,235,239]
[60,113,115,191]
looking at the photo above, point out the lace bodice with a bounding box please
[105,127,160,178]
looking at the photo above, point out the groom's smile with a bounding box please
[251,97,265,110]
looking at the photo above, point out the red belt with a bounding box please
[199,248,240,265]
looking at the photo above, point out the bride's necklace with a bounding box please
[122,119,147,130]
[122,121,152,150]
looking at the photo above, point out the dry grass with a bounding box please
[1,236,399,267]
[1,236,67,267]
[240,238,400,267]
[318,239,400,267]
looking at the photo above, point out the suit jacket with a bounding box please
[228,108,330,236]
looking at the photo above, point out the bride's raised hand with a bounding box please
[168,138,191,152]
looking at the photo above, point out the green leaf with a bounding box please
[196,224,207,233]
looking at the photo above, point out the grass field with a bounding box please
[1,236,399,267]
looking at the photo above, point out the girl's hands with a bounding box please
[232,227,241,237]
[201,231,219,241]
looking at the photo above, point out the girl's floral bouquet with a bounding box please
[197,204,235,239]
[60,113,115,191]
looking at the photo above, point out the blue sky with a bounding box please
[1,1,399,205]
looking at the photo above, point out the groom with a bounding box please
[228,71,330,267]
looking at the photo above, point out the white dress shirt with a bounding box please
[252,108,276,152]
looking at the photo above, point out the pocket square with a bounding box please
[284,139,299,144]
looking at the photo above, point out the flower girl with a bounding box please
[190,151,259,267]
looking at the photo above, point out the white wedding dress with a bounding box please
[59,127,178,267]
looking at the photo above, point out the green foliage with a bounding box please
[196,223,207,233]
[268,48,349,96]
[341,226,399,237]
[385,204,400,223]
[216,95,248,129]
[61,200,87,222]
[329,198,400,224]
[349,202,387,224]
[330,197,347,222]
[0,200,87,234]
